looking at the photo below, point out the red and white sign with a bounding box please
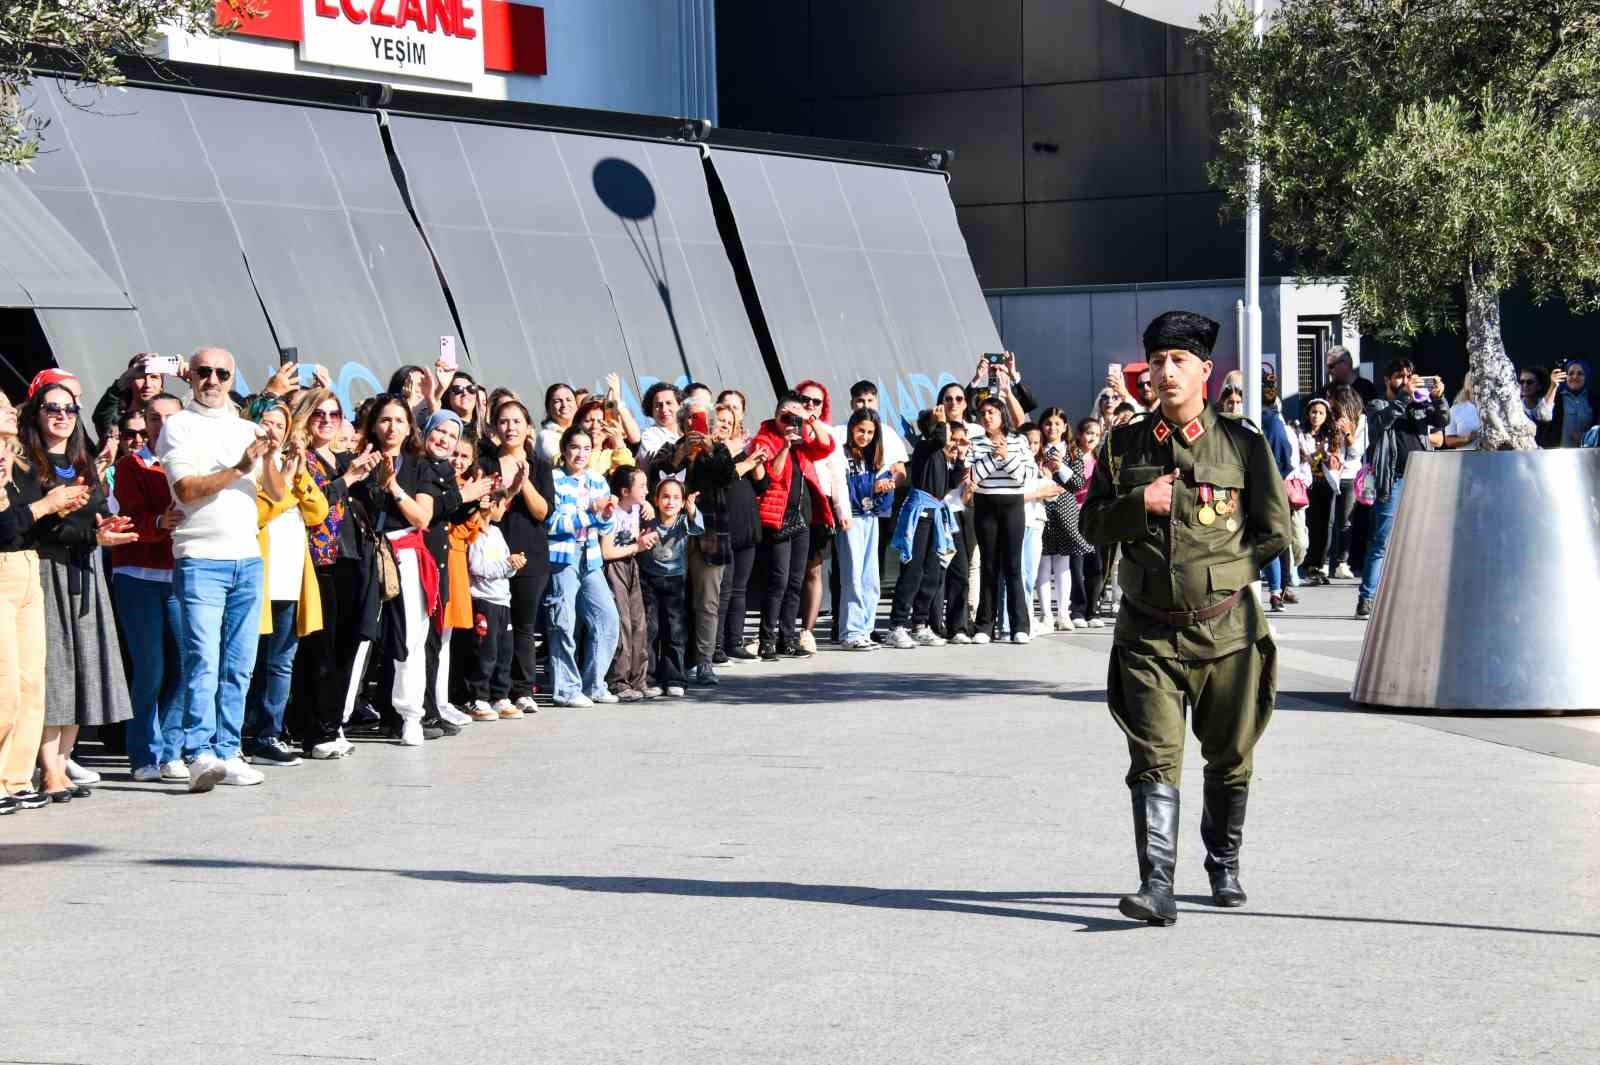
[301,0,483,84]
[213,2,546,80]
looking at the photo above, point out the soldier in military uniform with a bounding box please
[1080,311,1291,926]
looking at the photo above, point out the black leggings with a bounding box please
[759,529,809,647]
[717,543,757,653]
[289,559,365,748]
[508,570,548,700]
[1313,478,1357,569]
[933,515,973,637]
[1069,551,1104,621]
[974,494,1028,636]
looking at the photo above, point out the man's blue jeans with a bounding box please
[1359,477,1404,601]
[244,601,298,748]
[545,564,619,700]
[174,557,264,761]
[114,573,184,771]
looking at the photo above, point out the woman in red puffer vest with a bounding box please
[748,391,834,659]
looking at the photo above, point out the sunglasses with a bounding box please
[800,396,824,408]
[1519,377,1537,386]
[191,365,232,382]
[121,427,148,437]
[447,386,474,397]
[311,409,343,422]
[43,402,80,417]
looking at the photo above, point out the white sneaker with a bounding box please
[159,760,191,783]
[665,685,686,698]
[132,765,162,783]
[555,692,594,708]
[468,700,499,721]
[591,691,620,704]
[912,627,947,647]
[440,703,473,726]
[844,637,876,651]
[1011,631,1032,645]
[66,759,101,785]
[798,630,817,654]
[973,632,991,644]
[1088,617,1106,628]
[220,757,265,786]
[950,632,973,645]
[1032,619,1051,636]
[495,699,523,720]
[1071,617,1088,630]
[1332,563,1355,580]
[310,741,351,760]
[188,754,226,793]
[514,696,540,714]
[886,626,916,649]
[398,721,425,746]
[1056,619,1075,632]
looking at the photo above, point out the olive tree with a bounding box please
[1199,0,1600,450]
[2,1,250,170]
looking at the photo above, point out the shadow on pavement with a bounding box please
[141,858,1600,940]
[713,671,1070,704]
[0,843,102,866]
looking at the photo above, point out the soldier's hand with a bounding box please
[1143,473,1176,517]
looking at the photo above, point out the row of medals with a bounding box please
[1197,488,1239,531]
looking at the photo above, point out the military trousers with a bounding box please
[1106,637,1276,789]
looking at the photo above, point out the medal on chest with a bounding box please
[1196,484,1217,526]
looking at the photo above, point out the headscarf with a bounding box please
[423,409,464,438]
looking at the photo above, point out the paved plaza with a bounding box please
[4,582,1597,1064]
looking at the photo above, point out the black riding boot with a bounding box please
[1119,781,1179,926]
[1201,779,1249,907]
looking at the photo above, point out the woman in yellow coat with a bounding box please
[242,396,329,766]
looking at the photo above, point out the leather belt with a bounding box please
[1123,589,1245,628]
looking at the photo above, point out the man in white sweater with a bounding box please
[157,347,283,793]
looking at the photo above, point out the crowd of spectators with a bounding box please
[0,340,1593,810]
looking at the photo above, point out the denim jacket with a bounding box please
[889,488,956,566]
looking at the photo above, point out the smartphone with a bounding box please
[1108,362,1123,378]
[278,346,298,367]
[984,352,1007,365]
[690,409,710,436]
[439,336,458,372]
[143,354,181,376]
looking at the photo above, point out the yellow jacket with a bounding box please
[256,468,330,637]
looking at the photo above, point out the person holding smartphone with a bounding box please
[749,392,835,660]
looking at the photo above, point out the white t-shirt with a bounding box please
[1447,402,1481,451]
[266,505,306,600]
[157,404,262,562]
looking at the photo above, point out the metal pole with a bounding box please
[1243,0,1265,424]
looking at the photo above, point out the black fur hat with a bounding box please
[1143,311,1221,360]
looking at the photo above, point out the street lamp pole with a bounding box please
[1243,0,1265,424]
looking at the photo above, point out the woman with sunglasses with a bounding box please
[17,384,137,801]
[287,388,381,758]
[793,380,848,654]
[442,372,484,443]
[241,396,329,766]
[482,399,554,714]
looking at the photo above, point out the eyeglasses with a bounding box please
[191,365,232,382]
[311,409,343,422]
[941,394,965,404]
[43,403,80,417]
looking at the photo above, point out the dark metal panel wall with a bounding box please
[1022,0,1167,83]
[1026,198,1166,285]
[955,205,1025,290]
[810,0,1023,97]
[387,118,771,410]
[709,148,1000,433]
[1023,79,1168,201]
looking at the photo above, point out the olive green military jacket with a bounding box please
[1081,403,1291,660]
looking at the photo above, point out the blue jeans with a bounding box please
[114,574,184,770]
[545,565,619,700]
[1261,556,1283,594]
[1359,478,1404,601]
[174,557,264,761]
[836,515,881,642]
[999,525,1044,635]
[244,601,298,747]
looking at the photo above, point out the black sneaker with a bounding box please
[712,649,730,666]
[421,714,461,737]
[10,789,49,810]
[1355,597,1373,619]
[727,646,758,662]
[245,739,303,767]
[759,643,780,662]
[0,795,16,815]
[689,663,720,687]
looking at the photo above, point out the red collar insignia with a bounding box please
[1181,418,1205,444]
[1153,417,1205,445]
[1152,421,1172,444]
